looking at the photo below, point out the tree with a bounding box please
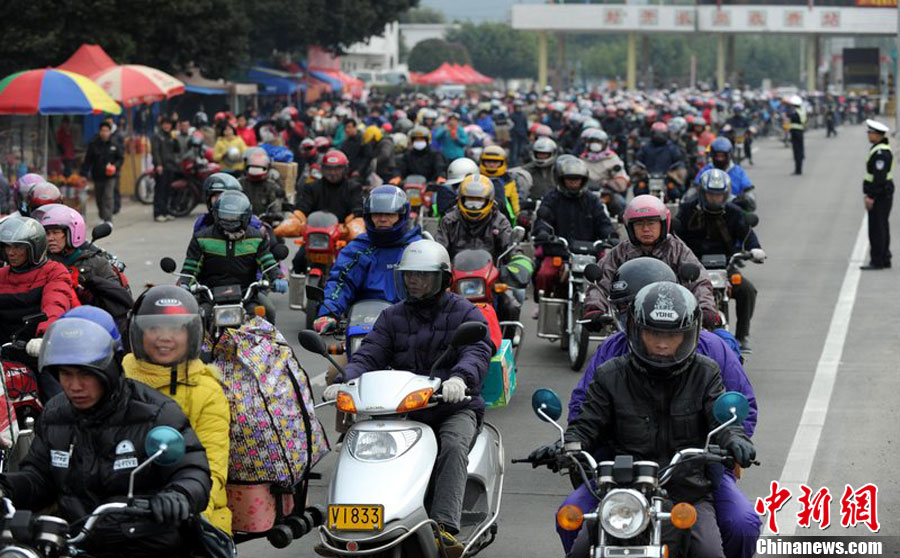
[408,39,471,73]
[398,6,446,23]
[446,23,537,80]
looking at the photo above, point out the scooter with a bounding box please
[88,222,130,291]
[298,323,504,558]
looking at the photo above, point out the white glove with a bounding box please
[25,338,42,358]
[750,248,766,263]
[442,376,468,404]
[322,384,341,402]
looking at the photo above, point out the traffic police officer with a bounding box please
[861,119,893,270]
[788,95,806,175]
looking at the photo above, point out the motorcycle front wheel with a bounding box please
[568,304,590,371]
[135,173,155,204]
[167,185,198,217]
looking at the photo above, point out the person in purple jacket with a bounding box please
[556,258,760,558]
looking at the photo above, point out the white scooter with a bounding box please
[299,323,504,557]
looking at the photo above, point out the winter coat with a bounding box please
[151,130,180,173]
[373,137,397,181]
[695,162,753,196]
[339,135,372,178]
[436,207,512,262]
[396,149,447,183]
[533,189,614,248]
[239,175,284,216]
[319,226,423,319]
[80,136,124,180]
[636,140,685,174]
[342,291,493,425]
[295,178,363,222]
[49,246,133,325]
[674,201,761,259]
[519,160,555,200]
[181,224,280,290]
[565,354,750,503]
[582,150,629,194]
[0,260,79,342]
[433,126,469,161]
[213,136,247,172]
[122,355,231,533]
[568,330,758,437]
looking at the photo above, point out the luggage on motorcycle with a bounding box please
[226,483,295,533]
[536,296,566,339]
[274,210,307,238]
[3,361,41,425]
[475,302,503,351]
[0,373,18,449]
[483,338,516,409]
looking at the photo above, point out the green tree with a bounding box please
[407,39,471,73]
[398,6,445,23]
[446,23,537,81]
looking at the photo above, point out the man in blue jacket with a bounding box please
[694,137,756,214]
[433,113,469,162]
[553,258,760,558]
[313,186,423,333]
[325,239,493,557]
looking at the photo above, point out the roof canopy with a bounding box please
[56,44,117,78]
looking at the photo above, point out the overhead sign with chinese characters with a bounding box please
[695,5,887,33]
[511,5,697,33]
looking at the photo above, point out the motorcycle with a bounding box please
[134,168,156,205]
[87,222,130,291]
[514,388,755,558]
[0,313,45,473]
[305,286,391,361]
[402,175,429,227]
[298,323,504,558]
[168,152,223,218]
[699,250,761,333]
[287,211,345,329]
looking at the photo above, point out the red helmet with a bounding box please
[214,111,228,123]
[685,114,695,124]
[645,109,658,123]
[245,150,271,182]
[300,138,317,157]
[382,122,393,133]
[623,195,670,246]
[528,123,541,135]
[651,121,668,134]
[314,136,332,151]
[322,150,349,168]
[204,146,215,161]
[281,106,300,121]
[27,182,62,209]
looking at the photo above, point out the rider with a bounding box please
[695,137,756,214]
[324,239,493,557]
[0,317,212,558]
[724,103,754,166]
[557,258,760,558]
[634,122,686,196]
[239,147,285,216]
[479,145,519,224]
[583,195,718,328]
[24,181,63,215]
[10,173,46,216]
[180,191,286,322]
[436,174,513,262]
[433,157,480,217]
[396,126,446,183]
[579,128,629,220]
[123,286,232,533]
[549,282,756,558]
[675,169,765,353]
[518,136,557,200]
[312,186,423,334]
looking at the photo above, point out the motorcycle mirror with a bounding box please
[22,312,48,327]
[91,222,112,243]
[144,426,186,466]
[160,257,178,274]
[306,285,325,303]
[745,213,759,228]
[678,263,701,283]
[271,244,289,261]
[583,263,602,283]
[298,329,328,356]
[451,321,488,347]
[713,391,750,425]
[512,226,526,244]
[531,388,563,423]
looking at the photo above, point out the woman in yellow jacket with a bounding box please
[214,123,247,173]
[124,286,232,534]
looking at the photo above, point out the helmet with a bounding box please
[244,149,271,182]
[669,116,687,135]
[394,118,414,135]
[710,137,733,154]
[213,191,252,235]
[203,173,243,212]
[395,239,451,303]
[650,121,669,143]
[409,125,431,144]
[322,150,349,183]
[26,182,62,210]
[280,106,300,121]
[583,118,601,131]
[627,282,700,374]
[457,174,495,222]
[62,306,123,350]
[392,133,409,153]
[192,111,209,128]
[732,102,744,114]
[535,124,553,138]
[300,138,317,158]
[623,195,670,246]
[608,257,678,321]
[225,146,242,163]
[709,137,733,170]
[242,146,265,165]
[789,95,803,107]
[130,285,203,367]
[555,156,590,197]
[313,136,332,151]
[188,130,205,148]
[15,173,44,210]
[698,168,731,213]
[38,204,86,249]
[479,145,508,177]
[363,125,383,145]
[585,129,609,152]
[446,157,480,187]
[531,137,558,167]
[693,117,707,128]
[38,318,119,391]
[0,215,47,268]
[363,185,411,246]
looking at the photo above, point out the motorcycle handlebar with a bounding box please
[69,500,152,544]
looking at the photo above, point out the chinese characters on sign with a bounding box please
[640,8,658,26]
[713,9,731,27]
[784,10,804,28]
[676,9,694,27]
[748,10,766,28]
[755,481,880,534]
[821,11,840,28]
[604,8,624,26]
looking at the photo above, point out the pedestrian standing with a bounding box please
[151,117,180,223]
[788,95,805,175]
[861,119,893,270]
[55,116,75,177]
[510,100,529,166]
[80,121,123,225]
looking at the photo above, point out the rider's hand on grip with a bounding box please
[149,491,190,524]
[583,312,615,333]
[749,248,766,263]
[725,438,756,469]
[527,440,563,471]
[25,338,42,358]
[441,376,467,404]
[314,316,337,334]
[322,384,341,402]
[273,278,289,293]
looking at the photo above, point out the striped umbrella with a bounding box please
[0,68,121,115]
[92,64,185,107]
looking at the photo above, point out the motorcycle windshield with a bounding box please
[453,249,493,272]
[348,300,391,329]
[307,211,339,229]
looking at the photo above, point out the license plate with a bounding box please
[328,505,384,531]
[308,252,332,265]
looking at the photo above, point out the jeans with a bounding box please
[94,177,116,222]
[427,409,478,533]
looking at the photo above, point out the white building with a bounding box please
[399,23,461,52]
[341,22,401,73]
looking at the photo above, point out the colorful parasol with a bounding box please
[91,64,185,107]
[0,68,121,115]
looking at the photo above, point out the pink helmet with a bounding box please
[15,173,44,205]
[38,204,86,249]
[623,195,670,246]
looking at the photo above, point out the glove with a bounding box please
[726,438,756,468]
[749,248,766,263]
[273,278,288,293]
[441,376,467,404]
[313,316,337,334]
[149,491,191,524]
[25,338,42,358]
[527,440,563,469]
[322,383,341,402]
[533,230,551,243]
[582,312,615,333]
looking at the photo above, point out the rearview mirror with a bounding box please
[451,322,487,348]
[745,213,759,228]
[306,285,325,303]
[713,391,750,425]
[271,244,289,261]
[531,388,563,422]
[160,257,178,274]
[91,222,112,243]
[583,263,602,283]
[512,226,526,244]
[144,426,186,466]
[298,329,328,355]
[678,263,700,283]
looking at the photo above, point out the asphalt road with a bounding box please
[96,121,899,556]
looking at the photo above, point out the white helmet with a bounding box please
[395,240,451,302]
[531,137,558,168]
[446,157,480,187]
[789,95,803,107]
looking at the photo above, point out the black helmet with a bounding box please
[609,258,678,321]
[130,286,203,368]
[39,317,120,394]
[555,155,590,197]
[213,191,252,235]
[698,168,731,214]
[203,172,243,213]
[192,111,209,128]
[0,215,48,270]
[627,282,700,375]
[363,185,411,246]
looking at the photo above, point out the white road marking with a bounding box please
[311,372,327,386]
[767,215,868,536]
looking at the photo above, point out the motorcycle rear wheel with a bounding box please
[167,185,198,217]
[135,173,155,204]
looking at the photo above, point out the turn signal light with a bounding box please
[552,257,563,267]
[294,238,305,245]
[336,392,357,414]
[337,240,347,249]
[671,502,697,530]
[396,388,434,413]
[254,305,266,317]
[663,544,669,558]
[493,283,509,294]
[557,505,584,531]
[730,274,743,286]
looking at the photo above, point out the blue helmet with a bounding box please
[62,305,123,350]
[363,185,411,246]
[710,137,733,154]
[709,137,733,170]
[39,318,120,391]
[698,168,731,213]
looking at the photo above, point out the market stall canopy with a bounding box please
[0,68,121,115]
[175,64,257,96]
[56,44,117,78]
[92,64,185,107]
[247,66,300,95]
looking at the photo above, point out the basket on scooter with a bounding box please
[536,296,567,340]
[288,272,306,310]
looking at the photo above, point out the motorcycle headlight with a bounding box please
[708,270,728,289]
[457,278,486,298]
[0,548,43,558]
[346,429,422,462]
[309,233,330,250]
[214,305,244,327]
[572,254,597,274]
[599,489,650,539]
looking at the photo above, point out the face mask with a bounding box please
[413,140,427,151]
[589,142,603,152]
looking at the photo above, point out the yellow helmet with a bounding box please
[479,145,507,177]
[457,174,495,221]
[363,125,383,145]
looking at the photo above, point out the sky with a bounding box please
[420,0,543,22]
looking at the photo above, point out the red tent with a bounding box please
[417,64,460,85]
[56,44,117,77]
[453,64,492,85]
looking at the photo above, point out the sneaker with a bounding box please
[737,337,752,354]
[154,215,167,223]
[165,214,176,221]
[531,306,540,320]
[435,526,464,558]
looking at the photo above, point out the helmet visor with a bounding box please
[629,323,698,368]
[130,314,202,365]
[395,269,443,301]
[39,318,115,374]
[365,188,408,215]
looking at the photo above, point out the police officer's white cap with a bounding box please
[866,119,889,134]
